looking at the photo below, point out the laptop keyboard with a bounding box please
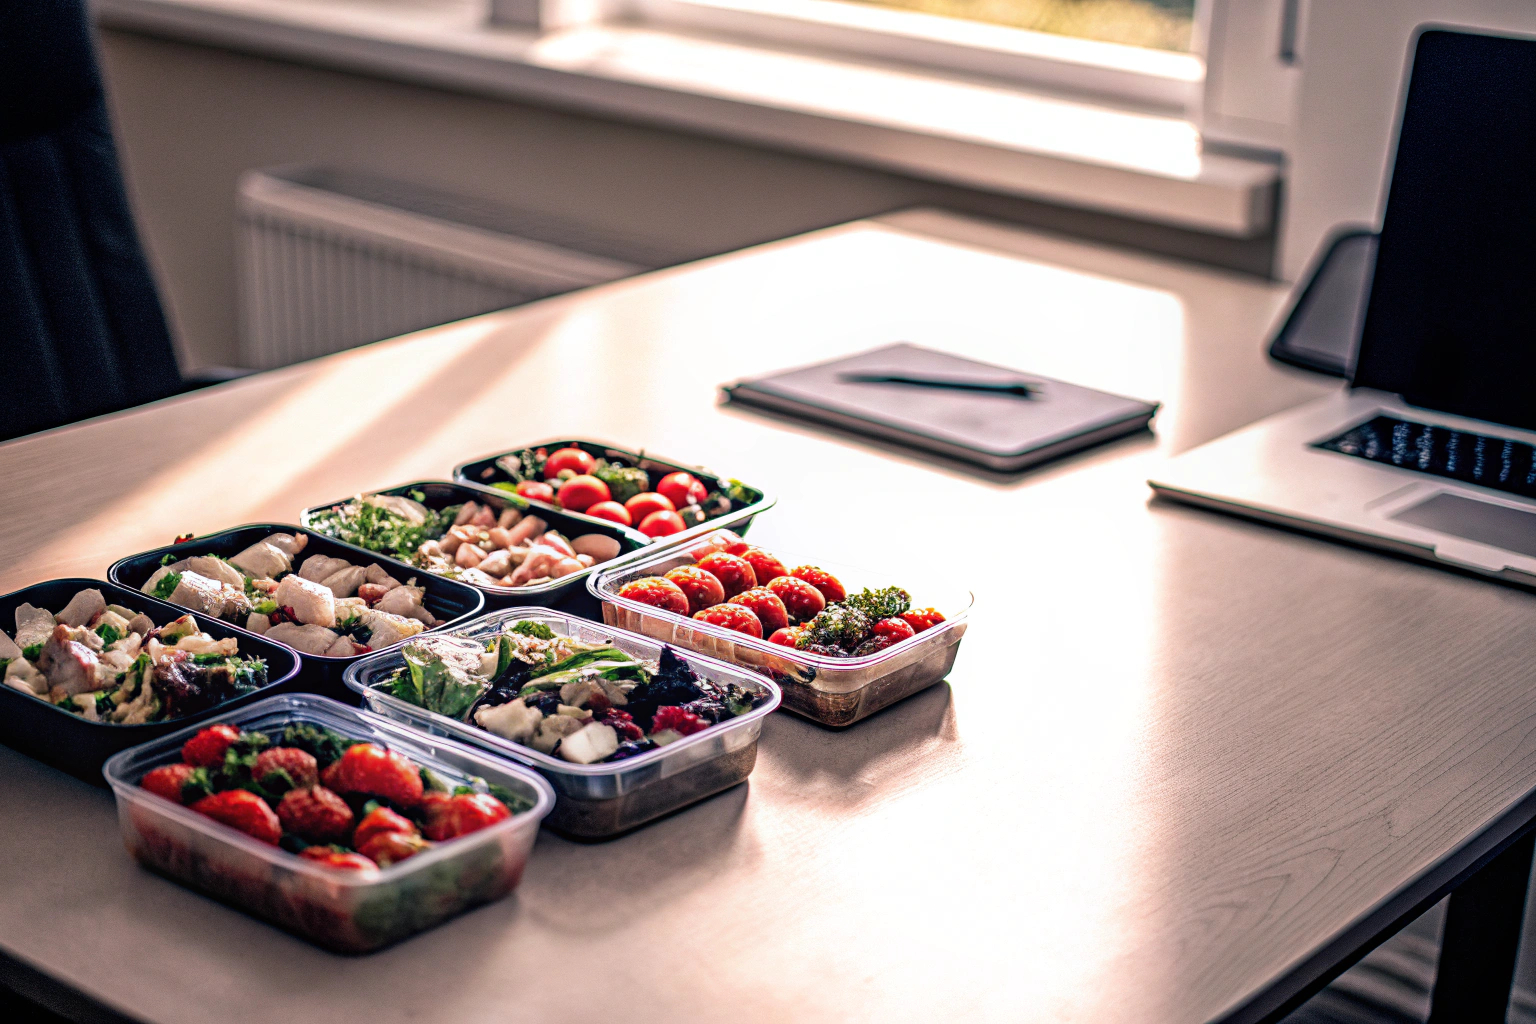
[1316,415,1536,499]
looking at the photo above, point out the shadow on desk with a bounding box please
[0,950,138,1024]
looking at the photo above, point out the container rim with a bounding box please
[341,607,782,778]
[586,529,974,670]
[104,523,487,663]
[103,693,555,887]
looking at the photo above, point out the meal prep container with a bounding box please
[454,438,774,551]
[302,481,647,616]
[588,532,972,727]
[105,694,553,954]
[343,607,781,839]
[108,525,485,699]
[0,578,302,783]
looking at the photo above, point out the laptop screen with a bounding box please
[1353,29,1536,431]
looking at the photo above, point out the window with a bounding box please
[832,0,1198,52]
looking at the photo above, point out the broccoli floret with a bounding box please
[842,586,911,621]
[509,620,555,641]
[797,604,872,651]
[280,723,356,768]
[592,460,649,504]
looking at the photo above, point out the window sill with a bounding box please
[93,0,1279,237]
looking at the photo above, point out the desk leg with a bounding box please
[1428,831,1535,1024]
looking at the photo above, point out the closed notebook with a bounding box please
[721,343,1158,472]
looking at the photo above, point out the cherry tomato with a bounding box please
[696,552,756,597]
[728,587,789,633]
[790,565,846,603]
[767,575,826,622]
[583,500,632,527]
[665,566,726,614]
[739,546,789,584]
[543,447,596,479]
[639,510,688,537]
[693,603,763,638]
[618,576,690,616]
[556,475,610,512]
[900,607,946,633]
[657,471,708,509]
[515,480,555,502]
[768,626,804,647]
[625,492,675,523]
[722,540,753,556]
[871,617,916,644]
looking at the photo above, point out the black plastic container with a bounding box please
[0,578,303,784]
[107,525,484,698]
[300,482,646,616]
[453,439,774,552]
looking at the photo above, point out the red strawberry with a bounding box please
[181,724,242,768]
[140,764,199,805]
[352,806,418,850]
[322,743,424,808]
[426,793,511,841]
[191,790,282,845]
[418,792,454,840]
[254,747,318,790]
[356,829,430,867]
[299,847,379,873]
[276,787,354,844]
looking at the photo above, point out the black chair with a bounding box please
[0,0,242,443]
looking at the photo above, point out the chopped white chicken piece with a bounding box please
[167,572,244,619]
[324,635,357,657]
[359,609,424,649]
[559,722,619,764]
[54,589,106,628]
[105,604,136,620]
[0,628,21,662]
[173,635,240,657]
[475,699,542,744]
[182,556,245,590]
[456,568,503,589]
[321,566,368,598]
[14,604,56,651]
[274,574,336,628]
[94,608,132,639]
[335,597,367,622]
[100,649,136,676]
[69,694,100,721]
[364,493,429,525]
[246,612,272,635]
[299,554,351,583]
[5,658,47,695]
[265,622,342,656]
[266,533,308,556]
[111,633,143,659]
[39,625,100,697]
[364,563,400,590]
[530,713,583,754]
[114,678,160,724]
[375,585,437,626]
[229,540,293,579]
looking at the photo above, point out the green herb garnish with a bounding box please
[152,572,182,600]
[95,623,122,646]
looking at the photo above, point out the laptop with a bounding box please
[1150,28,1536,586]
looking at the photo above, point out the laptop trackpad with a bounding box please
[1390,492,1536,558]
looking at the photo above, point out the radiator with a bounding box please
[235,168,657,369]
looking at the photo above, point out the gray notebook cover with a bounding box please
[722,343,1158,472]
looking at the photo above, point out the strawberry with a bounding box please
[321,743,424,808]
[299,847,379,873]
[191,790,282,845]
[352,806,418,850]
[356,829,430,867]
[254,747,319,790]
[276,786,354,843]
[651,705,708,737]
[139,764,199,805]
[417,792,454,841]
[181,724,242,768]
[425,793,511,841]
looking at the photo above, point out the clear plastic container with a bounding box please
[103,694,553,954]
[587,531,972,727]
[343,608,781,839]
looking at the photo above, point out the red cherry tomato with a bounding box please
[664,566,726,614]
[722,540,752,556]
[766,575,826,622]
[728,587,789,633]
[871,617,916,644]
[639,510,688,537]
[657,471,708,509]
[515,480,556,503]
[900,607,946,632]
[556,475,610,512]
[790,565,846,603]
[693,603,763,638]
[583,500,632,527]
[739,547,789,584]
[625,492,675,523]
[618,577,690,616]
[695,552,757,597]
[543,447,596,479]
[768,626,804,647]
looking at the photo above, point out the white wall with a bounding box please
[1281,0,1536,280]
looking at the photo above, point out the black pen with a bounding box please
[837,372,1043,398]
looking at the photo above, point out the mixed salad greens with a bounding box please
[376,621,766,764]
[1,588,267,723]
